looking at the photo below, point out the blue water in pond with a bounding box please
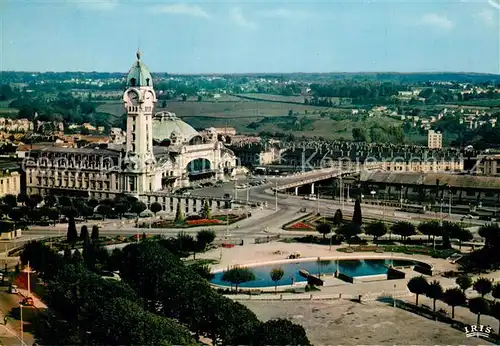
[211,259,417,288]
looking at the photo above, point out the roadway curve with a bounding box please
[24,170,487,241]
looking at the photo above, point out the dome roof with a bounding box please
[126,50,153,88]
[152,112,199,143]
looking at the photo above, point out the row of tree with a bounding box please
[315,203,473,247]
[408,275,500,331]
[21,239,311,346]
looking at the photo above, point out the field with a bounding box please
[0,101,17,117]
[97,100,402,140]
[237,93,309,104]
[242,300,487,345]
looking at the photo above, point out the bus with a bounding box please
[400,204,426,214]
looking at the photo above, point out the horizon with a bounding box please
[1,0,500,74]
[2,70,500,76]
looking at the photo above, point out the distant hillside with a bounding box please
[1,71,499,84]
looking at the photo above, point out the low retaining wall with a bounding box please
[228,290,414,302]
[387,267,406,280]
[353,274,387,283]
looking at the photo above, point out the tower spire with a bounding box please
[136,48,141,60]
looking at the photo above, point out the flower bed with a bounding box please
[289,221,314,230]
[143,213,248,229]
[186,219,222,225]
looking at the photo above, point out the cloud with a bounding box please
[150,3,210,19]
[419,13,454,30]
[230,7,257,29]
[258,8,311,20]
[71,0,119,11]
[476,8,496,27]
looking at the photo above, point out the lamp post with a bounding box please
[449,189,452,217]
[316,188,320,215]
[19,302,23,345]
[393,283,397,308]
[275,181,278,211]
[234,178,238,200]
[26,262,31,298]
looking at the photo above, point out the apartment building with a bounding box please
[428,130,443,149]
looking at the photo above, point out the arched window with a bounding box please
[146,78,150,86]
[130,78,137,86]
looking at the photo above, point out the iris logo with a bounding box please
[464,324,492,338]
[489,0,500,10]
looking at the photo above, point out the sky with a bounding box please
[0,0,499,74]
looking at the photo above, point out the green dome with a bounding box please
[126,50,153,88]
[152,112,200,143]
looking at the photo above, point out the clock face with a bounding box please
[128,91,139,106]
[145,91,154,102]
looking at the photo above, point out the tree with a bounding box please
[44,195,57,208]
[453,228,473,250]
[96,204,112,217]
[91,225,99,242]
[88,198,99,209]
[442,288,466,319]
[444,221,471,249]
[316,223,331,239]
[391,221,417,242]
[80,225,89,242]
[196,229,216,252]
[492,283,500,301]
[333,209,343,226]
[270,267,284,293]
[46,208,59,226]
[474,277,493,297]
[407,275,429,305]
[352,198,362,226]
[150,202,162,216]
[456,275,472,293]
[114,203,128,218]
[489,302,500,334]
[58,196,72,208]
[221,266,255,293]
[200,200,211,219]
[478,223,500,248]
[469,297,490,326]
[130,201,147,218]
[425,280,443,312]
[72,249,83,265]
[253,319,311,346]
[67,216,78,245]
[336,222,361,242]
[175,203,184,224]
[417,220,441,242]
[365,221,387,241]
[3,194,17,209]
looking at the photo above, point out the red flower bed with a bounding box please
[186,219,222,225]
[289,222,313,230]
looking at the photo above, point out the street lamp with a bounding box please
[275,181,278,211]
[393,283,397,308]
[19,301,24,345]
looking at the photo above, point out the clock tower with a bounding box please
[122,50,157,194]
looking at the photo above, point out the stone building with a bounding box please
[359,171,500,207]
[23,50,237,199]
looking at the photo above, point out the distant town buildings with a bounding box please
[428,130,443,149]
[0,161,21,198]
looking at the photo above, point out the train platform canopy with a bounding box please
[360,171,500,191]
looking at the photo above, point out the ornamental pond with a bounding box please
[211,258,419,288]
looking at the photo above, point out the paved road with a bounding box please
[22,172,488,242]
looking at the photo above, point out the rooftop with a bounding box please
[360,171,500,190]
